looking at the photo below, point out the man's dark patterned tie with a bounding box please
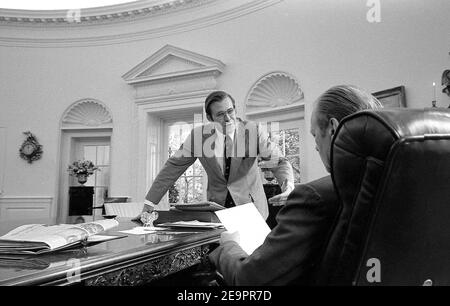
[224,134,235,208]
[224,135,232,180]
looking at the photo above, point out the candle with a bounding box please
[433,82,436,101]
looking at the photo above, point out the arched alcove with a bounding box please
[57,98,113,223]
[61,99,113,129]
[245,71,306,184]
[246,71,304,109]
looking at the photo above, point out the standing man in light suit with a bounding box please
[138,91,294,223]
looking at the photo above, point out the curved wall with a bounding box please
[0,0,448,208]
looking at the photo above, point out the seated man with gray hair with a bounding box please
[209,85,383,285]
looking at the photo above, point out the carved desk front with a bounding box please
[0,214,222,286]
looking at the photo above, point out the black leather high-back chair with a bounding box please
[314,108,450,285]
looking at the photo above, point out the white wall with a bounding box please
[0,0,448,213]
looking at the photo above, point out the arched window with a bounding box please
[245,71,305,184]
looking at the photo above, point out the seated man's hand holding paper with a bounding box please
[220,231,240,245]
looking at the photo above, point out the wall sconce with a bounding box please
[442,70,450,103]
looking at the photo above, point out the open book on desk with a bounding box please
[0,219,121,256]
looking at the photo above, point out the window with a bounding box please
[277,128,301,183]
[265,121,302,185]
[167,123,206,204]
[84,144,110,210]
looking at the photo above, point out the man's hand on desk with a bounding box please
[268,180,294,206]
[131,201,156,224]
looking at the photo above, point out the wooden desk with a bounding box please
[0,212,223,286]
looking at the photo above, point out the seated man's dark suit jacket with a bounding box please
[209,176,340,285]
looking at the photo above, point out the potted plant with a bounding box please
[67,159,99,185]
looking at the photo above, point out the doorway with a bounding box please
[68,137,111,223]
[57,130,112,224]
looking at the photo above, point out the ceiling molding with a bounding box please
[0,0,282,48]
[0,0,215,26]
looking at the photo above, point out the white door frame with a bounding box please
[131,92,208,210]
[57,129,112,223]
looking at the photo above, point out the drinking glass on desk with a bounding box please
[141,211,159,227]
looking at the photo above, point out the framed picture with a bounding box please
[372,86,406,108]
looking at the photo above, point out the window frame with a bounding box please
[163,119,208,204]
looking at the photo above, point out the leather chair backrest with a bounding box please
[315,108,450,285]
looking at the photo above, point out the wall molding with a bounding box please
[245,102,305,123]
[61,98,113,129]
[134,89,211,106]
[0,196,54,222]
[122,44,225,86]
[245,71,305,122]
[0,0,283,47]
[0,127,6,195]
[246,71,304,108]
[124,45,224,101]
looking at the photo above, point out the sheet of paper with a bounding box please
[87,235,123,242]
[172,201,225,212]
[157,220,223,229]
[118,227,167,235]
[214,203,271,255]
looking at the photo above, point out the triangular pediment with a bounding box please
[122,44,225,84]
[137,55,205,78]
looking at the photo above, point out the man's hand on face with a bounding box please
[268,179,294,206]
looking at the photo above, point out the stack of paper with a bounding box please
[172,201,225,212]
[215,203,271,255]
[118,227,167,235]
[157,220,223,229]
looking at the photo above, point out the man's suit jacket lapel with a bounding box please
[228,156,243,183]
